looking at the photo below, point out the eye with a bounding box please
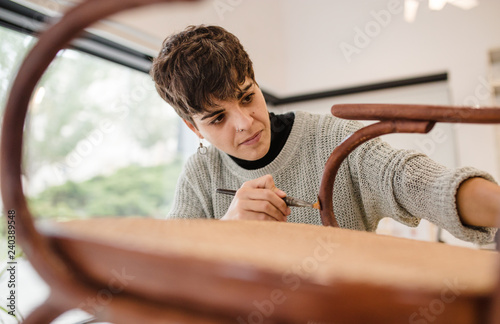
[210,113,225,125]
[241,93,254,104]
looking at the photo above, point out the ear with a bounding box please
[183,119,203,139]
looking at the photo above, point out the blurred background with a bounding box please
[0,0,500,321]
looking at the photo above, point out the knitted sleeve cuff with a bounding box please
[442,167,498,245]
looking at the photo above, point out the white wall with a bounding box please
[274,0,500,179]
[105,0,500,179]
[273,81,456,167]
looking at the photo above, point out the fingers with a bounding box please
[243,174,287,198]
[237,187,290,219]
[221,174,291,222]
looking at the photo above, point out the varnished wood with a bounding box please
[21,294,69,324]
[43,218,496,323]
[329,103,500,324]
[332,103,500,123]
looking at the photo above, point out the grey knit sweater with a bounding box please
[168,111,497,244]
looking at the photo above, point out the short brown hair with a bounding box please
[150,25,255,124]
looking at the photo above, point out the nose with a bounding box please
[233,106,253,132]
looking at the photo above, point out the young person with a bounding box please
[151,25,500,244]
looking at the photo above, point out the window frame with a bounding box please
[0,0,153,73]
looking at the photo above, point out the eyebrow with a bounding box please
[236,83,253,100]
[200,82,254,121]
[201,109,225,121]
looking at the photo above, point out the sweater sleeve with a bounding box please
[340,119,497,245]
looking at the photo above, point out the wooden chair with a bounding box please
[1,0,500,323]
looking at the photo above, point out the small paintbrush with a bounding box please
[216,188,320,209]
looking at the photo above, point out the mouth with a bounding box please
[239,130,263,146]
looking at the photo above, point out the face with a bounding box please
[185,78,271,161]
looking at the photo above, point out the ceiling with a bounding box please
[12,0,262,55]
[9,0,500,97]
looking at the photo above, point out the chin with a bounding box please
[236,141,270,161]
[246,155,265,162]
[245,150,268,161]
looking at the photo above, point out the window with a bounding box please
[0,27,193,221]
[0,24,195,323]
[25,47,185,220]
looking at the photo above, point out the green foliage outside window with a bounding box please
[1,27,185,226]
[28,160,183,219]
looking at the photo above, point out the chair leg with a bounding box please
[489,297,500,324]
[22,295,68,324]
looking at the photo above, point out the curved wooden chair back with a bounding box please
[1,0,500,323]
